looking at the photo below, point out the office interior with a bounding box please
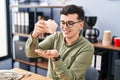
[0,0,120,80]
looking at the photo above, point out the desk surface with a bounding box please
[93,41,120,51]
[12,68,52,80]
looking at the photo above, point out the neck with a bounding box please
[65,33,80,45]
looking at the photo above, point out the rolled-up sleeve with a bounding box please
[25,35,39,58]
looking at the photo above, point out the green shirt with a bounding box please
[25,32,94,80]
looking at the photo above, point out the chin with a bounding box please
[63,35,70,38]
[62,32,71,38]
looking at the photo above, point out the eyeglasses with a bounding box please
[60,20,81,28]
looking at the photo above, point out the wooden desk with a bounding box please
[12,68,52,80]
[93,40,120,51]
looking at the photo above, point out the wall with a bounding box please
[47,0,120,39]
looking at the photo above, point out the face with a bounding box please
[60,14,84,39]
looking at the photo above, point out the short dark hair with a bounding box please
[60,5,85,21]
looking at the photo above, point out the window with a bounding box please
[0,0,8,58]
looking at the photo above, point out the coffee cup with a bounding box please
[114,37,120,47]
[102,30,111,46]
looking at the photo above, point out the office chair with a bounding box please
[85,67,99,80]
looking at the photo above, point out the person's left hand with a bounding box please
[35,49,59,59]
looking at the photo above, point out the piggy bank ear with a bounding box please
[46,19,58,34]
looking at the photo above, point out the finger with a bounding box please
[35,49,58,59]
[39,50,52,58]
[45,50,52,55]
[35,49,45,56]
[36,19,44,24]
[45,50,57,58]
[34,24,47,33]
[35,23,44,28]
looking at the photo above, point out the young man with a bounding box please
[25,4,94,80]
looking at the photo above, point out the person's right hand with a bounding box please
[32,20,49,38]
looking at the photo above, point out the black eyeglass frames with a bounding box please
[60,20,81,28]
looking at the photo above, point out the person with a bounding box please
[25,4,94,80]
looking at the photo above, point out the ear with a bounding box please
[79,21,84,30]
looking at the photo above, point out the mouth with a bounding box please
[63,30,70,34]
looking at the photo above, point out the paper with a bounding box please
[0,70,23,80]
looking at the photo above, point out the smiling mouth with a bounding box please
[64,31,69,34]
